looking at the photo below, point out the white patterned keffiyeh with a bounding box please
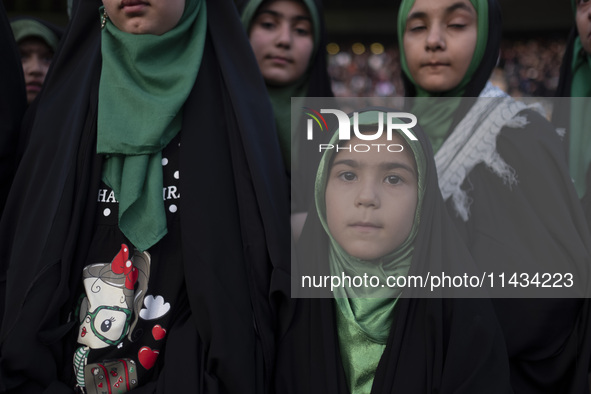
[434,82,546,221]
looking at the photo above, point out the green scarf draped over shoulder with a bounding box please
[241,0,321,168]
[315,111,427,394]
[569,0,591,198]
[97,0,207,251]
[397,0,489,152]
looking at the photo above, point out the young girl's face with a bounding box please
[402,0,477,93]
[325,133,418,261]
[249,0,314,86]
[576,0,591,54]
[102,0,185,35]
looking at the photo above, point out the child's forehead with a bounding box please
[332,144,416,171]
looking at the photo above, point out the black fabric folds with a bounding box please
[275,112,513,394]
[0,0,290,393]
[0,2,27,220]
[291,0,335,215]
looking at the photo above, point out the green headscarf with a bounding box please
[241,0,321,168]
[569,0,591,198]
[97,0,207,251]
[10,19,60,52]
[315,111,427,394]
[397,0,489,152]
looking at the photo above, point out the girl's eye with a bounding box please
[448,24,466,29]
[408,25,426,33]
[261,21,275,29]
[294,27,310,36]
[255,17,276,30]
[338,172,357,182]
[385,175,402,185]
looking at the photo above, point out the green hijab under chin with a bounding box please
[241,0,321,168]
[568,0,591,198]
[397,0,489,152]
[314,111,427,394]
[97,0,207,252]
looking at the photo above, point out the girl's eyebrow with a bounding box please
[255,9,312,23]
[407,2,474,21]
[332,159,359,168]
[332,159,416,177]
[381,162,416,177]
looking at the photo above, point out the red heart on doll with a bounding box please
[138,347,159,370]
[98,383,103,388]
[152,325,166,341]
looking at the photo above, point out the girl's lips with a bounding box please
[121,0,148,14]
[81,327,87,337]
[26,83,42,92]
[267,56,293,65]
[123,4,148,14]
[350,222,382,231]
[422,62,450,67]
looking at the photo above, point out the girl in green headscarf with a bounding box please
[274,109,512,394]
[398,1,591,393]
[555,0,591,232]
[240,0,332,169]
[318,111,425,394]
[240,0,334,238]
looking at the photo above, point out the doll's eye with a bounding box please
[100,317,115,332]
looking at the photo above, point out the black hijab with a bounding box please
[0,1,290,392]
[275,108,513,394]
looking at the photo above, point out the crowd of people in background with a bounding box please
[327,37,567,97]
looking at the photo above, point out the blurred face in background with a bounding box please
[249,0,314,86]
[402,0,477,92]
[18,37,53,103]
[576,0,591,54]
[102,0,185,35]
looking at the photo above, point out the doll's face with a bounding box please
[249,0,314,86]
[576,0,591,54]
[102,0,185,35]
[325,133,418,261]
[402,0,477,92]
[77,277,131,349]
